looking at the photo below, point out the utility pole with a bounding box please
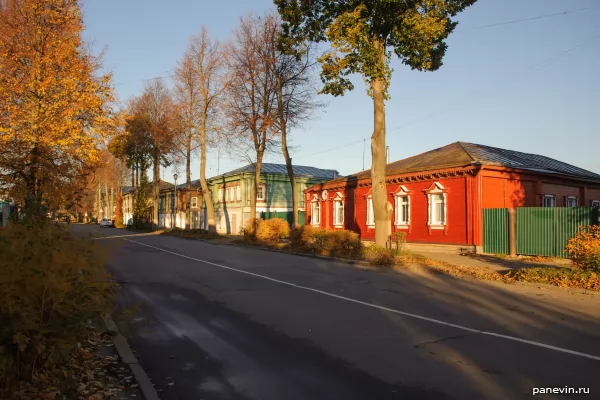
[362,138,366,170]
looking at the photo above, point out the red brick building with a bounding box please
[304,142,600,251]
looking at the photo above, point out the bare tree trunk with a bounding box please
[371,75,389,246]
[185,130,192,230]
[251,158,262,224]
[200,122,216,233]
[152,149,160,230]
[97,184,101,221]
[131,165,135,188]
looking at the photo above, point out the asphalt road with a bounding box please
[78,224,600,400]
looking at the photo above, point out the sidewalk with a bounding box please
[413,251,571,273]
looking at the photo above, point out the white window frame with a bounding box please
[366,196,374,227]
[218,188,223,202]
[191,197,198,208]
[257,184,266,201]
[566,196,578,208]
[543,195,556,208]
[236,185,241,201]
[395,185,410,227]
[333,193,344,227]
[230,187,235,202]
[426,183,447,229]
[311,197,320,226]
[592,200,600,208]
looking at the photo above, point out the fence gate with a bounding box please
[516,207,596,257]
[482,208,510,255]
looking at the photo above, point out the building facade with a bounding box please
[123,164,338,233]
[305,142,600,251]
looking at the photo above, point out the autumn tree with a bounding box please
[0,0,119,222]
[225,14,280,223]
[130,82,178,229]
[174,28,226,232]
[275,0,477,245]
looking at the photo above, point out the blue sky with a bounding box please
[82,0,600,182]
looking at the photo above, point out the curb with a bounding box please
[102,316,161,400]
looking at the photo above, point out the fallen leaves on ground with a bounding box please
[9,328,137,400]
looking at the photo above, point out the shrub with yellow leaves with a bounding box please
[565,225,600,273]
[0,224,114,393]
[256,218,290,245]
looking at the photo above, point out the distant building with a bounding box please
[127,163,339,233]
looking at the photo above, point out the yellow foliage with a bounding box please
[256,218,290,245]
[0,0,123,205]
[293,226,362,259]
[565,225,600,272]
[0,224,114,392]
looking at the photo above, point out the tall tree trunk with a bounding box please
[275,76,297,230]
[97,184,101,221]
[281,139,297,230]
[199,121,216,233]
[371,75,389,246]
[185,129,192,230]
[131,165,135,187]
[251,152,264,229]
[152,148,160,230]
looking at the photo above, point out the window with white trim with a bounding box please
[230,187,235,202]
[396,195,410,226]
[334,198,344,226]
[311,198,320,225]
[236,186,241,201]
[366,196,374,226]
[257,184,266,201]
[430,194,446,226]
[592,200,600,208]
[566,196,578,207]
[191,197,198,208]
[543,195,556,207]
[218,188,223,202]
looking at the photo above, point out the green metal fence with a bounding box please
[516,207,597,257]
[482,208,510,255]
[260,210,306,226]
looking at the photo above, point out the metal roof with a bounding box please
[215,163,339,180]
[332,141,600,183]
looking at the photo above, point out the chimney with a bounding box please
[386,146,390,164]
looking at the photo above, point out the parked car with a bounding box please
[99,218,114,228]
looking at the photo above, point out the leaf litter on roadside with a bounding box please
[9,327,139,400]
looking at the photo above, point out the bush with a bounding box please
[256,218,290,245]
[290,225,319,248]
[565,225,600,272]
[391,231,407,254]
[363,244,395,267]
[0,224,114,393]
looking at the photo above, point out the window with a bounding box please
[236,186,241,201]
[334,198,344,226]
[592,200,600,208]
[230,187,235,202]
[218,188,223,202]
[566,196,578,207]
[311,199,320,225]
[257,184,266,201]
[431,194,445,225]
[366,196,374,226]
[543,195,556,208]
[191,197,198,208]
[396,195,410,226]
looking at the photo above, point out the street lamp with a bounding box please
[173,173,178,229]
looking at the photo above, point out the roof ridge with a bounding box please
[456,141,478,162]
